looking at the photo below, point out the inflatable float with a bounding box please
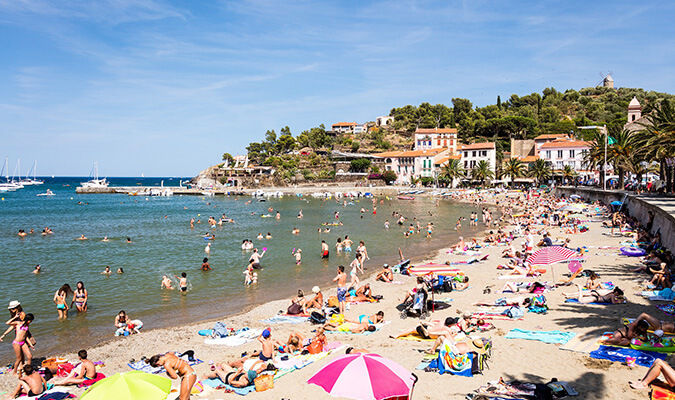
[620,247,646,257]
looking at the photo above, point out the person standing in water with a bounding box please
[72,281,88,312]
[53,284,73,319]
[161,276,174,289]
[321,240,329,259]
[176,273,188,292]
[249,248,265,269]
[201,258,211,271]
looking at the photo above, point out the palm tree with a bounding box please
[605,128,635,189]
[440,159,465,188]
[583,129,607,186]
[634,99,675,191]
[528,158,552,186]
[561,164,578,185]
[502,158,525,187]
[471,160,494,184]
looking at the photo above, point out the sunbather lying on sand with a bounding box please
[633,312,675,333]
[345,311,384,325]
[602,319,649,346]
[324,321,376,333]
[562,284,624,304]
[392,317,460,339]
[202,358,276,388]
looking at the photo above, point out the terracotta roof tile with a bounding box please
[461,142,496,150]
[534,134,568,140]
[414,128,458,134]
[539,140,590,149]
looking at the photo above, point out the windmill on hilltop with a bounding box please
[596,71,614,88]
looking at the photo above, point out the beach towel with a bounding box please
[128,353,202,373]
[505,329,576,345]
[77,372,106,387]
[35,391,75,400]
[472,313,523,321]
[651,382,675,400]
[325,321,390,335]
[202,378,257,396]
[590,345,666,368]
[564,298,625,305]
[395,332,436,342]
[205,329,262,346]
[657,304,675,316]
[427,339,474,377]
[641,291,674,302]
[260,315,309,324]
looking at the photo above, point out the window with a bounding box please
[437,140,441,146]
[545,151,551,159]
[557,150,563,158]
[464,152,468,157]
[556,161,563,169]
[443,140,447,147]
[464,161,468,168]
[472,151,476,157]
[569,150,575,158]
[481,151,487,157]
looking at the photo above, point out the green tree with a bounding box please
[382,170,397,184]
[528,159,552,185]
[440,159,465,187]
[275,134,297,154]
[502,158,525,187]
[221,152,234,164]
[350,158,371,172]
[471,160,494,184]
[634,99,675,191]
[561,165,578,185]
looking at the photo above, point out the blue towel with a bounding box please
[590,345,666,368]
[505,329,576,344]
[202,378,256,396]
[565,299,611,305]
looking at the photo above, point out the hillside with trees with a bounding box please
[232,86,675,185]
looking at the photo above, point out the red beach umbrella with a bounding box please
[526,246,577,265]
[308,353,417,400]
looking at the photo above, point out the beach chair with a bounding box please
[560,260,583,284]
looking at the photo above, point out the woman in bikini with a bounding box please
[602,319,649,346]
[563,284,624,304]
[5,313,34,375]
[53,284,73,319]
[148,353,196,400]
[347,254,363,289]
[72,281,88,312]
[347,311,384,325]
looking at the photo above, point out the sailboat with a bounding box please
[81,162,109,188]
[10,159,25,189]
[0,158,23,191]
[20,160,44,185]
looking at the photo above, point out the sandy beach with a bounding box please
[0,191,662,400]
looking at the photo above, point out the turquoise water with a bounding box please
[0,178,482,361]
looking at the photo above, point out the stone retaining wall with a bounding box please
[555,187,675,250]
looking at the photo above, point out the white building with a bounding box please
[374,148,449,184]
[461,142,497,173]
[414,128,458,154]
[376,116,394,127]
[332,122,358,134]
[538,139,591,172]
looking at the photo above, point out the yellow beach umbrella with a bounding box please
[80,371,171,400]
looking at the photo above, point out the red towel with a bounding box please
[78,372,106,387]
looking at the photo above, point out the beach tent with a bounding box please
[308,353,417,400]
[80,371,171,400]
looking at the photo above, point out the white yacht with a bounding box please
[0,158,23,191]
[81,162,109,188]
[19,160,44,185]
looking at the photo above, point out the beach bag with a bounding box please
[213,322,228,338]
[254,371,275,392]
[287,302,302,315]
[504,306,524,319]
[310,311,326,325]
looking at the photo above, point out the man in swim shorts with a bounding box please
[9,365,46,398]
[54,350,97,386]
[321,241,329,259]
[333,266,347,315]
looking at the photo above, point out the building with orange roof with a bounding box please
[538,138,591,173]
[373,148,450,184]
[414,127,458,154]
[460,142,497,173]
[331,122,367,134]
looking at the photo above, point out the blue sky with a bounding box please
[0,0,673,176]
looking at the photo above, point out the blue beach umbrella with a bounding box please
[610,201,622,206]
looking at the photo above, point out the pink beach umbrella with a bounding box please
[308,353,417,400]
[526,246,578,265]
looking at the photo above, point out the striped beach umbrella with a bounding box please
[526,246,578,265]
[308,353,417,400]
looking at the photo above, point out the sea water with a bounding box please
[0,177,485,362]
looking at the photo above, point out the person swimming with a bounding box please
[161,275,174,290]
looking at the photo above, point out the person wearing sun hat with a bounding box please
[303,286,323,313]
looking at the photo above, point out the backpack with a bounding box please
[213,322,228,338]
[310,311,326,325]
